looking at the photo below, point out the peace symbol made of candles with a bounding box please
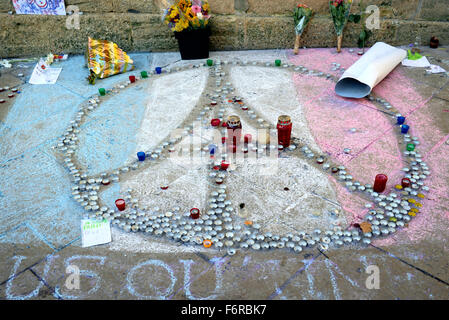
[58,58,430,255]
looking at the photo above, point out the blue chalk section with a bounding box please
[0,86,84,160]
[76,83,148,176]
[100,184,122,210]
[54,53,153,98]
[0,53,153,248]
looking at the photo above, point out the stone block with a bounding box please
[210,0,235,15]
[209,15,244,51]
[418,0,449,21]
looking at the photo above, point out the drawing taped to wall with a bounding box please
[12,0,66,15]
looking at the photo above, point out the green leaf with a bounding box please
[349,14,361,23]
[359,29,367,41]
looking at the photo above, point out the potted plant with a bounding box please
[329,0,352,53]
[163,0,211,60]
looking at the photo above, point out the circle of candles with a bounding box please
[141,71,148,78]
[155,67,162,74]
[221,160,230,170]
[275,59,281,67]
[401,124,410,134]
[406,143,415,151]
[98,88,106,96]
[244,134,252,144]
[207,59,213,66]
[211,118,221,126]
[190,208,200,219]
[137,151,146,161]
[397,116,405,125]
[373,174,388,193]
[401,178,411,188]
[129,75,136,83]
[115,199,126,211]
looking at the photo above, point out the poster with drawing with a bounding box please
[12,0,67,15]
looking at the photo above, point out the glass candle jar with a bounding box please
[277,115,292,148]
[373,174,388,193]
[226,115,242,153]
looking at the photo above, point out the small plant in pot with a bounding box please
[163,0,211,60]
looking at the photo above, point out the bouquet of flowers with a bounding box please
[293,4,314,54]
[163,0,211,33]
[329,0,352,52]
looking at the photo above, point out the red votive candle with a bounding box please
[244,134,252,144]
[401,178,411,188]
[190,208,200,219]
[129,75,136,83]
[115,199,126,211]
[221,160,230,170]
[373,174,388,193]
[277,115,292,148]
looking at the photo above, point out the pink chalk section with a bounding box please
[288,48,449,245]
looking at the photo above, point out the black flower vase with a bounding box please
[174,26,211,60]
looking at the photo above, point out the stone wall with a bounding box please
[0,0,448,57]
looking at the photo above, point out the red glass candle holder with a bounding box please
[115,199,126,211]
[190,208,200,219]
[129,75,136,83]
[226,115,242,153]
[221,160,230,170]
[373,174,388,193]
[211,119,221,127]
[277,115,292,148]
[401,178,411,188]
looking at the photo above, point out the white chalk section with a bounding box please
[335,42,407,98]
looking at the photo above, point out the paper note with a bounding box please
[12,0,66,15]
[29,59,62,84]
[335,42,407,98]
[401,56,431,68]
[81,219,112,248]
[427,64,446,74]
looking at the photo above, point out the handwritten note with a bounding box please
[29,59,62,84]
[81,219,112,248]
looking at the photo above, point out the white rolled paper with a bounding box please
[335,42,407,98]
